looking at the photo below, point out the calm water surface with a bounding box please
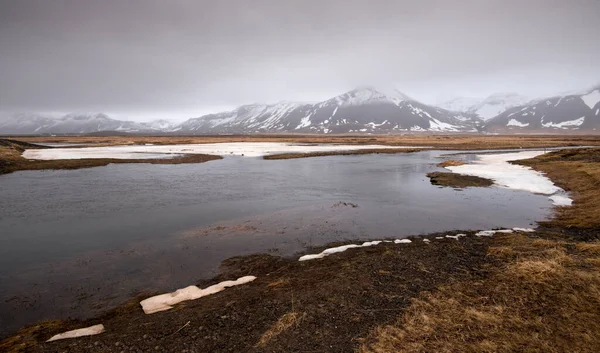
[0,150,552,336]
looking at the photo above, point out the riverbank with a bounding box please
[0,139,222,175]
[2,148,600,352]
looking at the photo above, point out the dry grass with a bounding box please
[256,311,305,347]
[361,235,600,353]
[576,242,600,255]
[516,148,600,234]
[437,159,466,167]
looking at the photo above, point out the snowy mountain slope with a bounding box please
[438,93,530,121]
[4,86,599,135]
[140,119,176,131]
[179,87,480,134]
[0,113,173,134]
[485,87,600,132]
[436,97,483,114]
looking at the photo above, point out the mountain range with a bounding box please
[1,86,599,135]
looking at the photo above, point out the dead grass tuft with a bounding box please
[437,159,466,167]
[256,311,305,347]
[576,242,600,255]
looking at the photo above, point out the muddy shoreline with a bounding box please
[1,230,495,352]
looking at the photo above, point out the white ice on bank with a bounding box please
[445,234,467,240]
[445,150,572,206]
[140,276,256,314]
[475,230,496,237]
[513,227,536,232]
[549,194,573,206]
[46,324,105,342]
[22,142,419,160]
[298,238,412,261]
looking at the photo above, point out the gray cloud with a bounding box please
[1,0,599,121]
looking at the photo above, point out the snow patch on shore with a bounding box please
[299,238,412,261]
[22,142,419,160]
[47,324,105,342]
[140,276,256,314]
[446,151,572,206]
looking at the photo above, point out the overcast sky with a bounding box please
[1,0,599,122]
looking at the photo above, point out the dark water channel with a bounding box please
[0,150,552,336]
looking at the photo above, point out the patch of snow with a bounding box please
[475,230,496,237]
[299,238,412,262]
[423,239,431,243]
[507,119,529,127]
[361,241,383,247]
[366,120,389,128]
[549,195,573,206]
[47,324,105,342]
[428,118,458,132]
[445,151,573,205]
[513,227,535,232]
[542,117,585,128]
[140,276,256,314]
[581,89,600,109]
[22,142,421,160]
[295,114,313,129]
[445,234,467,240]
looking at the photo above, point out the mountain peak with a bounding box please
[330,85,413,107]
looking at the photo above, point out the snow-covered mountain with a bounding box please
[179,87,480,134]
[140,119,176,131]
[438,93,531,121]
[485,87,600,132]
[3,86,599,135]
[0,113,172,134]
